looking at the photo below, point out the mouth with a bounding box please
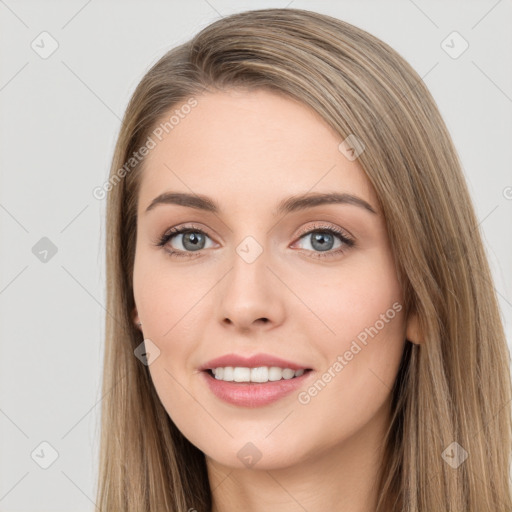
[203,368,313,385]
[201,367,315,407]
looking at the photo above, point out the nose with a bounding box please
[217,244,285,333]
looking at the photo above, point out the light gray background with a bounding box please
[1,1,511,510]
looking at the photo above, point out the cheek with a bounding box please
[293,252,406,419]
[290,309,405,460]
[292,249,404,349]
[132,251,199,389]
[132,248,217,369]
[133,255,206,434]
[133,249,202,335]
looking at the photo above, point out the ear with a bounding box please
[132,306,142,331]
[406,312,423,345]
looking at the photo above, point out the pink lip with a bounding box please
[201,369,314,408]
[199,353,312,371]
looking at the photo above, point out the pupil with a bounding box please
[312,232,333,251]
[184,232,203,250]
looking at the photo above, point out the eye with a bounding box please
[292,222,355,259]
[155,224,214,258]
[154,222,355,259]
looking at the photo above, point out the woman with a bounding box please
[96,8,512,511]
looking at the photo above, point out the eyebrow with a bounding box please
[144,191,377,216]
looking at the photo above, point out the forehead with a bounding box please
[138,89,377,216]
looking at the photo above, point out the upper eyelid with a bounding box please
[162,222,353,245]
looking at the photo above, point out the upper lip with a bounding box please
[199,353,312,371]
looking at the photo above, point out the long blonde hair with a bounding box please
[97,8,512,511]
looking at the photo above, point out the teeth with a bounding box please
[212,366,306,383]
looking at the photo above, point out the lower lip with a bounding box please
[201,370,313,408]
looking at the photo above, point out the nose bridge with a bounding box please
[226,210,272,272]
[235,232,267,267]
[228,231,270,294]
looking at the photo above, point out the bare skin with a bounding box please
[132,88,420,512]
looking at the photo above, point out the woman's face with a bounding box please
[132,88,408,470]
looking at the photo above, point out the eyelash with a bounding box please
[155,222,355,260]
